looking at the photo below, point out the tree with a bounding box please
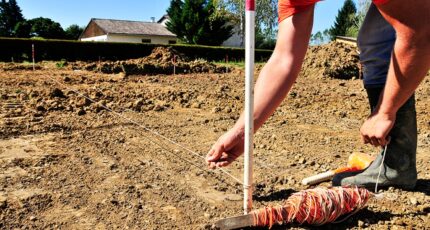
[322,29,330,42]
[328,0,357,40]
[198,0,233,45]
[13,20,31,37]
[255,29,275,49]
[0,0,25,36]
[65,24,84,40]
[28,17,65,39]
[166,0,233,46]
[311,31,323,45]
[166,0,185,39]
[345,0,371,38]
[216,0,278,47]
[310,29,330,45]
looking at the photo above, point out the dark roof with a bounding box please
[92,18,176,37]
[335,36,357,42]
[157,15,170,23]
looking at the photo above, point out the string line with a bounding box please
[46,74,244,185]
[58,74,285,184]
[82,78,281,179]
[375,140,389,194]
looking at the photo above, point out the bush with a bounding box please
[0,37,272,62]
[55,59,67,68]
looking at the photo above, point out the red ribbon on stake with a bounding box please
[246,0,255,11]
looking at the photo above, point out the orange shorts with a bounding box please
[278,0,391,23]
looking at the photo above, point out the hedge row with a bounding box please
[0,37,273,62]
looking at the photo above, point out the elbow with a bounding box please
[396,28,430,54]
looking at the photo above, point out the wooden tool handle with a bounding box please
[301,170,335,185]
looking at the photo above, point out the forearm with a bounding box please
[232,6,314,133]
[378,40,430,116]
[375,1,430,116]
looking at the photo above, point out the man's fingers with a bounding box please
[208,162,217,169]
[206,146,223,162]
[216,161,230,167]
[370,137,380,147]
[361,134,370,144]
[378,137,387,147]
[205,149,214,162]
[208,158,231,169]
[206,145,232,169]
[361,131,389,147]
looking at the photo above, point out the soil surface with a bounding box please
[1,43,429,229]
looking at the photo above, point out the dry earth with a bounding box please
[0,43,429,229]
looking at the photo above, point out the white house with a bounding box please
[79,18,177,45]
[80,15,242,47]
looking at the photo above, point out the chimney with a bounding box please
[151,17,155,23]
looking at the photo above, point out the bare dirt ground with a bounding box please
[0,43,429,229]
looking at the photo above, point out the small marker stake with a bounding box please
[226,54,229,73]
[173,55,177,75]
[32,44,35,71]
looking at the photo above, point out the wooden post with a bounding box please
[244,0,255,215]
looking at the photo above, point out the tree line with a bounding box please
[0,0,83,40]
[167,0,370,47]
[1,0,369,46]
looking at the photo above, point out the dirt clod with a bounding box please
[49,88,66,98]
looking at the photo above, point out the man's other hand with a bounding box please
[360,112,395,147]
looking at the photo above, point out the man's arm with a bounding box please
[206,6,315,168]
[360,0,430,147]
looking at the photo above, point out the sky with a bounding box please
[17,0,348,35]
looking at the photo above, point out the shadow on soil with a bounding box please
[253,188,296,202]
[414,179,430,195]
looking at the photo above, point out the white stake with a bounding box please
[173,55,176,75]
[32,44,35,71]
[244,0,255,215]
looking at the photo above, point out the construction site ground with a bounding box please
[1,43,429,229]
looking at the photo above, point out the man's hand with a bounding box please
[360,112,396,147]
[206,128,244,169]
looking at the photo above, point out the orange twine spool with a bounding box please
[252,186,372,228]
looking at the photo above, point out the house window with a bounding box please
[168,40,177,44]
[142,39,151,43]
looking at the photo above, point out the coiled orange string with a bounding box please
[252,186,371,228]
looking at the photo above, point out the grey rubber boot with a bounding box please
[332,87,417,190]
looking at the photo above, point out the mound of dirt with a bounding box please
[82,47,229,75]
[302,42,360,79]
[143,46,188,63]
